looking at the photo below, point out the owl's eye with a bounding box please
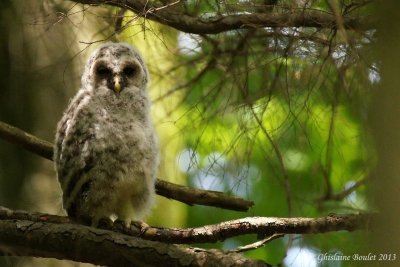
[97,66,111,76]
[123,66,136,77]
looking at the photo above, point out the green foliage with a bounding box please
[171,15,374,264]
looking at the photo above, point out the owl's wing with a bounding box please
[54,90,95,219]
[54,90,87,164]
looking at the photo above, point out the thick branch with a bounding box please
[0,206,371,244]
[131,213,370,244]
[0,120,253,211]
[70,0,373,34]
[0,217,268,266]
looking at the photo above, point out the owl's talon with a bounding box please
[132,220,150,235]
[96,217,113,229]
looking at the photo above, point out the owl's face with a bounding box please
[83,43,148,97]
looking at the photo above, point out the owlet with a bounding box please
[54,43,159,226]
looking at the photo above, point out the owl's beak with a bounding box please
[113,77,121,94]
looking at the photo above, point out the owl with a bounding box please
[54,43,159,226]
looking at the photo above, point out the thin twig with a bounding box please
[319,177,367,202]
[250,108,292,215]
[229,234,285,253]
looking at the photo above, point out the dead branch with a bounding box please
[0,206,371,245]
[70,0,373,34]
[0,120,253,211]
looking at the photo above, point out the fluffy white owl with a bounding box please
[54,43,159,226]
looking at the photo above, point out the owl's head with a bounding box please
[82,43,148,96]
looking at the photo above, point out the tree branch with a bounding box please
[155,179,252,211]
[70,0,373,34]
[0,209,269,266]
[0,206,371,245]
[228,234,285,253]
[0,121,53,160]
[0,120,253,211]
[318,177,367,202]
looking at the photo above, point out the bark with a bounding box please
[0,218,268,267]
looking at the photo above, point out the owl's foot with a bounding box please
[132,220,150,235]
[96,217,114,229]
[113,219,149,235]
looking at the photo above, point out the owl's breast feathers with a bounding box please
[55,89,157,223]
